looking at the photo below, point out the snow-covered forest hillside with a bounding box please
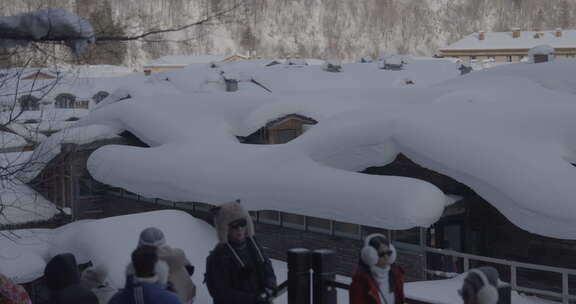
[1,0,575,67]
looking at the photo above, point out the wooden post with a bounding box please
[312,249,337,304]
[288,248,311,304]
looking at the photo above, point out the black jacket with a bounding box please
[205,237,277,304]
[44,253,99,304]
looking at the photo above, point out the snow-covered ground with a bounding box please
[0,211,561,304]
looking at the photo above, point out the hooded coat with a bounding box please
[205,201,277,304]
[80,265,117,304]
[157,247,196,304]
[138,227,196,304]
[44,253,99,304]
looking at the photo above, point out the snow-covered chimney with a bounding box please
[512,28,521,39]
[556,28,562,37]
[478,31,485,40]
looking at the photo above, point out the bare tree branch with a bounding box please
[96,3,241,42]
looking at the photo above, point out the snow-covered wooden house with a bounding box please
[239,114,317,144]
[322,61,342,72]
[528,45,555,63]
[439,28,576,63]
[379,56,404,70]
[142,55,229,74]
[21,70,56,81]
[285,58,308,67]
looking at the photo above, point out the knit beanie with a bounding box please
[138,227,167,247]
[461,266,499,304]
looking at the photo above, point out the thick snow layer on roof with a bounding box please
[14,108,89,122]
[528,45,555,56]
[17,125,120,183]
[442,30,576,50]
[0,8,94,55]
[0,132,27,149]
[3,123,47,143]
[80,93,447,229]
[145,55,229,67]
[61,65,133,78]
[0,181,58,226]
[0,151,58,227]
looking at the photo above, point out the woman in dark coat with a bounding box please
[44,253,98,304]
[350,233,405,304]
[204,201,277,304]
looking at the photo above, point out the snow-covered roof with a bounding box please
[528,45,555,56]
[0,181,59,226]
[383,56,404,65]
[17,124,120,183]
[0,151,59,227]
[60,65,133,78]
[144,55,229,67]
[0,132,28,149]
[442,29,576,51]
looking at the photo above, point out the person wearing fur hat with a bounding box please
[350,233,405,304]
[109,245,181,304]
[137,227,196,304]
[205,201,277,304]
[459,266,500,304]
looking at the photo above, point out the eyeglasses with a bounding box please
[229,220,247,230]
[378,250,393,257]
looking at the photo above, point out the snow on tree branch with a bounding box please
[95,3,241,42]
[0,8,95,55]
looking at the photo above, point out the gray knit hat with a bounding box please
[138,227,167,247]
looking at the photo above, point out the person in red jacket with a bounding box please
[350,233,405,304]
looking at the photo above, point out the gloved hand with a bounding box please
[185,264,195,276]
[255,289,274,304]
[264,288,276,299]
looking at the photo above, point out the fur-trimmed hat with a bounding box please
[460,266,499,304]
[360,233,397,267]
[212,201,255,243]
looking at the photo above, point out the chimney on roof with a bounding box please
[478,31,485,40]
[556,28,562,37]
[512,28,521,39]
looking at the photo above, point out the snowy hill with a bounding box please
[1,0,575,66]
